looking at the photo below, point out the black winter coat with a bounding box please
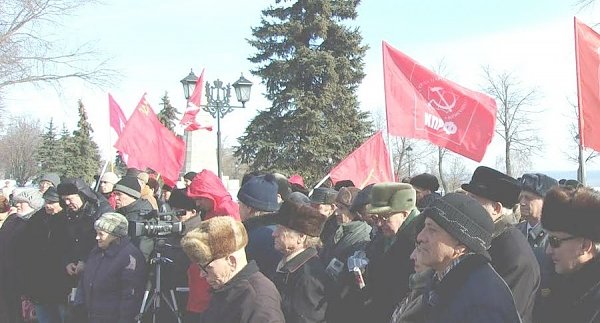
[423,254,521,323]
[319,221,371,323]
[0,213,30,322]
[62,178,113,268]
[534,256,600,323]
[20,209,72,304]
[201,261,285,323]
[272,248,329,323]
[363,213,420,323]
[116,198,155,260]
[81,237,147,323]
[489,219,540,323]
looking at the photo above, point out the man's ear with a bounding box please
[227,255,238,269]
[493,201,503,215]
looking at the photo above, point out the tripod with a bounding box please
[136,249,182,323]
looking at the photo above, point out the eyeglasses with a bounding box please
[198,259,215,274]
[547,235,578,248]
[371,212,397,222]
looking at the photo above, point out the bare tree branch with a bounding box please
[0,0,118,94]
[482,66,541,176]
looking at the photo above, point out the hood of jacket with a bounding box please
[187,170,239,220]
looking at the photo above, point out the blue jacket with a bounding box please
[81,237,146,323]
[246,224,281,279]
[423,254,521,323]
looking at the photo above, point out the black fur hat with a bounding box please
[541,186,600,241]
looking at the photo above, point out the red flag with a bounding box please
[108,93,127,136]
[180,69,213,132]
[329,131,393,188]
[575,17,600,152]
[382,41,497,162]
[114,94,185,183]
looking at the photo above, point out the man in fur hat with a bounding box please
[534,186,600,323]
[272,201,329,323]
[516,173,558,249]
[462,166,540,322]
[181,216,285,323]
[362,183,421,323]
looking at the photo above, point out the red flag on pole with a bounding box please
[180,69,213,132]
[329,131,393,188]
[575,17,600,152]
[108,93,127,136]
[382,41,497,162]
[114,94,185,184]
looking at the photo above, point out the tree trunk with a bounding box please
[438,147,448,194]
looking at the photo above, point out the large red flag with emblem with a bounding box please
[114,94,185,185]
[180,69,213,131]
[329,131,393,188]
[383,41,497,162]
[108,93,127,136]
[575,17,600,152]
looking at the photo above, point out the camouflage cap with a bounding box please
[366,182,416,214]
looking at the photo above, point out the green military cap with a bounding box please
[366,182,416,214]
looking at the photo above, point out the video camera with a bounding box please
[129,210,186,238]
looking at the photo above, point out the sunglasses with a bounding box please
[547,235,578,248]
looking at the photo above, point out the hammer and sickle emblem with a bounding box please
[360,168,377,188]
[428,87,456,113]
[138,101,150,116]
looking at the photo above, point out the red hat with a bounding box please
[289,174,305,189]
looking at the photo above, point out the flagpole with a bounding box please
[311,174,331,196]
[574,17,587,185]
[381,41,397,182]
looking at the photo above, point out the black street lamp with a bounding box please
[181,70,252,178]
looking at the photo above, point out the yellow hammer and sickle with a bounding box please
[138,101,150,116]
[360,168,376,188]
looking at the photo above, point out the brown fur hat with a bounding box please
[181,216,248,266]
[276,200,326,237]
[541,186,600,241]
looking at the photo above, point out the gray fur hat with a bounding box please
[13,188,45,211]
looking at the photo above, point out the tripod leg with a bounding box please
[160,291,182,322]
[169,289,182,323]
[136,289,151,323]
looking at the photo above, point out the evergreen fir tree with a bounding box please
[114,151,128,175]
[58,124,77,177]
[157,91,180,131]
[235,0,372,185]
[36,118,60,173]
[69,100,101,183]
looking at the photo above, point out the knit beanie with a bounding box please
[181,216,248,266]
[94,212,129,238]
[113,176,142,199]
[13,188,45,211]
[422,193,494,258]
[237,173,279,212]
[100,172,120,185]
[410,173,440,192]
[39,173,61,187]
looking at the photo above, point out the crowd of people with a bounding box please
[0,166,599,323]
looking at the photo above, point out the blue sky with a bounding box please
[4,0,600,176]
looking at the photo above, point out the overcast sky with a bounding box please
[4,0,600,175]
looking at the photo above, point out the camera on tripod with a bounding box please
[129,210,186,237]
